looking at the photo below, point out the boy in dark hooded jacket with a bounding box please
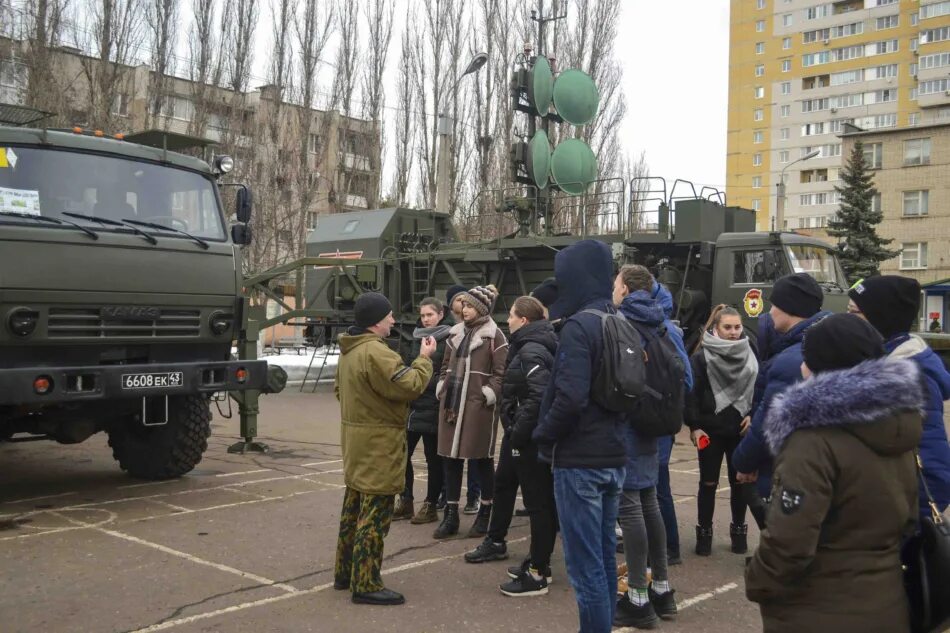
[533,240,626,633]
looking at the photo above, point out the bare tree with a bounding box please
[390,24,414,205]
[224,0,257,93]
[145,0,177,128]
[331,0,360,212]
[360,0,394,209]
[21,0,72,120]
[76,0,144,129]
[187,0,226,136]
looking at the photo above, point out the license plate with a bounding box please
[121,372,184,390]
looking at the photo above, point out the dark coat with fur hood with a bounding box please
[745,358,923,633]
[436,318,508,459]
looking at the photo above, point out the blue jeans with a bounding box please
[554,467,624,633]
[657,436,680,555]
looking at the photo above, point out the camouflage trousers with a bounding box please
[334,487,395,594]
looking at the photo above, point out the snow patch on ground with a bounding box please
[264,347,339,385]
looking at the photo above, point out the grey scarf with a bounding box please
[412,324,453,342]
[702,331,758,416]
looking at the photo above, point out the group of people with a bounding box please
[331,238,950,633]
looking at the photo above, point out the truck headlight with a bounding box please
[215,155,234,174]
[209,311,233,336]
[8,308,39,337]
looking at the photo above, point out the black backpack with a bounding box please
[582,310,647,413]
[629,321,686,437]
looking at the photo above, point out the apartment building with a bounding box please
[839,122,950,326]
[727,0,950,230]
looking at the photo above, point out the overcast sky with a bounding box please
[617,2,731,196]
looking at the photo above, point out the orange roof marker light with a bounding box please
[114,133,125,140]
[72,127,82,134]
[93,130,104,137]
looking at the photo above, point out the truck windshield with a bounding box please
[786,244,846,288]
[0,146,225,240]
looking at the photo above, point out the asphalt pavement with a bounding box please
[0,389,762,633]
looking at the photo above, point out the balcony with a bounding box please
[342,152,372,172]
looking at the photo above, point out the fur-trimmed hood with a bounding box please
[764,358,924,456]
[448,318,502,353]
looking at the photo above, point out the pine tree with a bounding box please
[827,140,900,282]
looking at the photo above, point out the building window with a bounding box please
[753,153,763,166]
[755,64,765,77]
[920,1,950,19]
[900,242,928,269]
[903,190,930,217]
[308,133,321,154]
[753,130,764,143]
[863,142,883,169]
[757,19,766,32]
[752,199,762,212]
[911,37,919,52]
[781,104,791,117]
[754,108,764,121]
[904,138,931,166]
[754,86,765,98]
[756,42,765,54]
[921,26,950,44]
[780,127,790,140]
[783,14,793,27]
[779,150,789,163]
[753,176,763,188]
[876,15,899,30]
[783,37,792,50]
[782,59,791,72]
[909,112,920,126]
[872,193,882,213]
[912,11,919,26]
[781,81,791,95]
[910,87,918,100]
[111,94,130,117]
[757,0,766,8]
[911,62,919,75]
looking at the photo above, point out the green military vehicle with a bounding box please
[0,113,269,479]
[301,195,850,351]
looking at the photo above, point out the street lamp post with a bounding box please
[436,53,489,214]
[775,149,821,231]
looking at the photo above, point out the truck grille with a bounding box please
[47,308,202,338]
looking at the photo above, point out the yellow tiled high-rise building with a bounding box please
[727,0,950,231]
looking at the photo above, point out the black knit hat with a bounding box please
[531,277,559,309]
[457,285,499,317]
[802,313,885,374]
[445,285,467,305]
[849,275,921,339]
[770,273,823,318]
[354,292,393,329]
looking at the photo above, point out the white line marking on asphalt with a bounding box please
[147,500,192,513]
[300,459,343,467]
[118,481,177,490]
[2,491,77,505]
[678,582,740,609]
[214,469,273,478]
[48,511,299,594]
[127,537,529,632]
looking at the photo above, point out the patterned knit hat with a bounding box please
[457,285,498,317]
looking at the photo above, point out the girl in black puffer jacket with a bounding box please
[465,295,559,596]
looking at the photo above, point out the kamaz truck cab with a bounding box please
[0,116,267,479]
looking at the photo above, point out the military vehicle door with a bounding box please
[713,245,787,335]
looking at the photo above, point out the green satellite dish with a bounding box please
[553,69,600,125]
[527,56,553,116]
[550,139,597,195]
[527,130,551,189]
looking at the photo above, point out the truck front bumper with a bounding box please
[0,359,269,405]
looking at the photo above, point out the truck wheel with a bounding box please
[107,395,212,480]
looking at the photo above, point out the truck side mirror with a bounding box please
[231,224,252,245]
[236,187,253,223]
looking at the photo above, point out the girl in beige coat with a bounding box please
[434,284,508,539]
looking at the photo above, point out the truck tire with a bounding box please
[107,395,212,480]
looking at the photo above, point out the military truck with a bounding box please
[301,195,849,351]
[0,115,269,479]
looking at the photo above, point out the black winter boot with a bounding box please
[466,502,492,538]
[433,504,460,539]
[730,523,749,554]
[695,525,713,556]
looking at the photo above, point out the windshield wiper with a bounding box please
[121,218,209,250]
[0,211,98,240]
[62,212,158,245]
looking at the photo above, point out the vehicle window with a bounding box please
[733,250,783,284]
[0,146,225,239]
[786,244,846,286]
